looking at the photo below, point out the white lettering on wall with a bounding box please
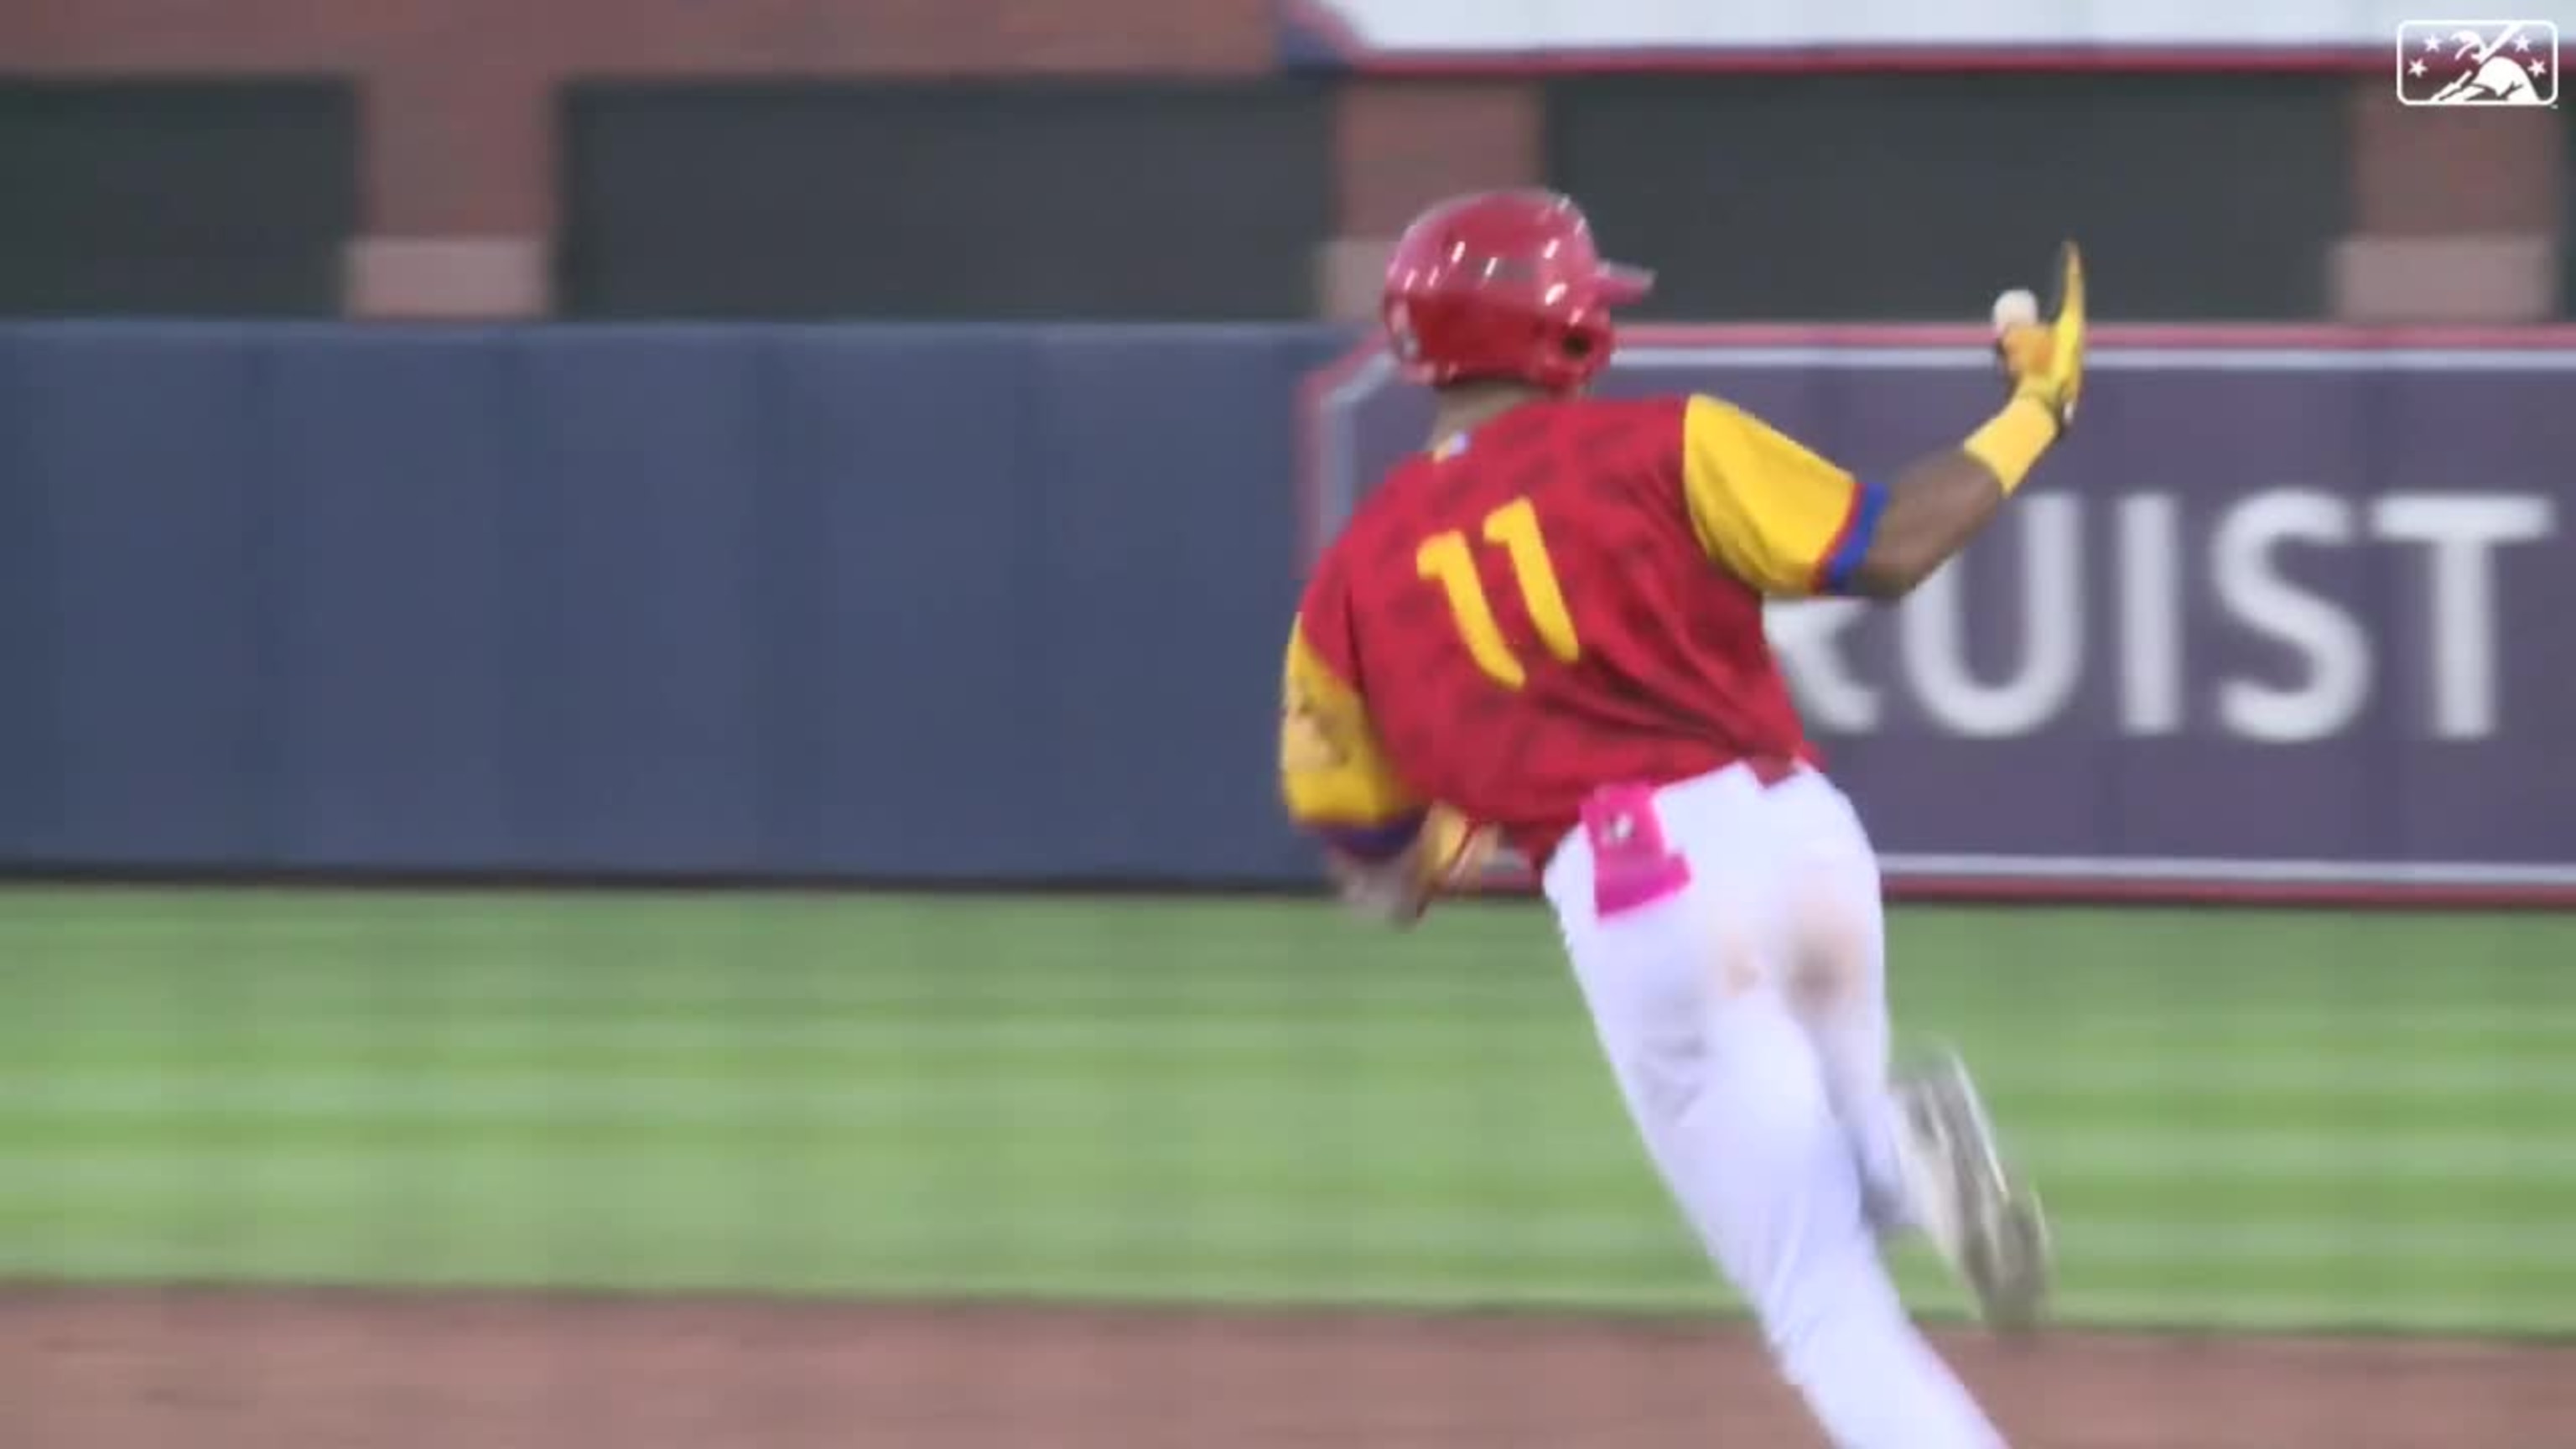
[1900,495,2084,738]
[1766,487,2557,743]
[2211,490,2372,743]
[2369,494,2556,740]
[2116,492,2184,735]
[1768,600,1878,733]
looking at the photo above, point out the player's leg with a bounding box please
[1547,775,2006,1449]
[1768,773,2053,1328]
[1763,810,1914,1233]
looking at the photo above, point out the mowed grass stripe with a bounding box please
[12,963,2573,1021]
[9,1141,2568,1244]
[3,890,2574,1336]
[15,925,2576,999]
[8,1003,2573,1078]
[9,1098,2576,1196]
[10,1078,2574,1181]
[8,1227,2573,1339]
[8,892,2574,1000]
[8,1150,2568,1277]
[18,926,2576,1011]
[9,1057,2573,1108]
[10,1170,2576,1328]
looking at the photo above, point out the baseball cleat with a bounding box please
[1893,1048,2052,1332]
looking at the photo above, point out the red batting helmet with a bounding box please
[1380,190,1653,393]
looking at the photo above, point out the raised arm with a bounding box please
[1684,242,2089,602]
[1846,242,2090,599]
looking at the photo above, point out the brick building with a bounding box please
[2,0,2565,320]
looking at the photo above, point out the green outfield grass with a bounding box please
[1,887,2571,1336]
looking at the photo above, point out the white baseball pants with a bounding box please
[1540,761,2006,1449]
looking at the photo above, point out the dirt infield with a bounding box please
[3,1288,2571,1448]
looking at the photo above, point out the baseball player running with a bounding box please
[1277,190,2082,1448]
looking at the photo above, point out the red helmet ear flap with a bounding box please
[1537,314,1610,390]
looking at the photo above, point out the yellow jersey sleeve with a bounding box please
[1680,393,1888,596]
[1279,619,1427,860]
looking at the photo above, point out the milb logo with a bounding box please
[2396,19,2558,105]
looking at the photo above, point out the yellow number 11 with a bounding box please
[1415,496,1581,690]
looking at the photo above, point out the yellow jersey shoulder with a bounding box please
[1679,393,1886,596]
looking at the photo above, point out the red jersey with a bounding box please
[1278,392,1887,866]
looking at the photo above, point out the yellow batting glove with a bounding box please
[1991,241,2088,433]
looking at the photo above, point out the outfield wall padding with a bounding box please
[2,322,2568,901]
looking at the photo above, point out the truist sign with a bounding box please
[1299,328,2576,902]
